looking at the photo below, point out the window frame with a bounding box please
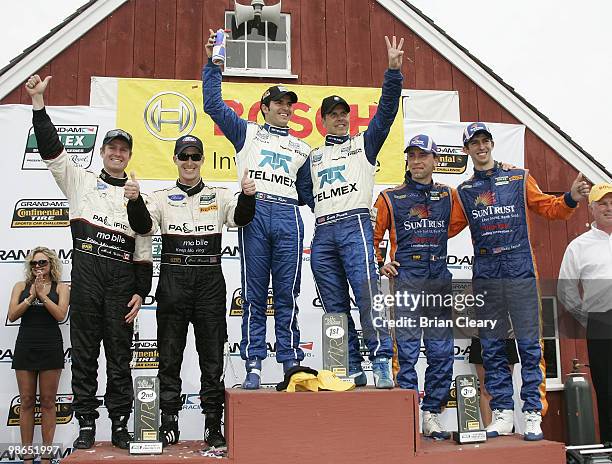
[542,296,564,390]
[222,11,297,79]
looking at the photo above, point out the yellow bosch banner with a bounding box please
[117,78,405,183]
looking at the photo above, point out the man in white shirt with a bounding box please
[558,183,612,443]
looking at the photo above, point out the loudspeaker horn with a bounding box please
[260,1,282,26]
[235,1,255,27]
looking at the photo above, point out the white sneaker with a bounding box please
[523,411,543,441]
[422,411,451,440]
[486,409,514,437]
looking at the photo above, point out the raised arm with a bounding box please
[363,36,404,165]
[26,74,86,199]
[202,29,248,151]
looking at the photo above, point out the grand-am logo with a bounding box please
[167,223,215,233]
[7,394,74,426]
[434,145,468,175]
[11,199,69,228]
[23,125,98,170]
[0,248,72,263]
[259,150,292,173]
[131,338,159,369]
[317,165,346,188]
[230,288,274,316]
[446,254,474,270]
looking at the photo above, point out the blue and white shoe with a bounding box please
[283,359,300,373]
[486,409,514,437]
[348,364,367,387]
[422,411,451,440]
[242,358,262,390]
[523,411,544,441]
[371,356,394,389]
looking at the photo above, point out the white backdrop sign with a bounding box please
[0,103,526,451]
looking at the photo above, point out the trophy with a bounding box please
[129,376,163,454]
[453,374,487,444]
[322,313,349,378]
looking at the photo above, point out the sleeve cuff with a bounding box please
[564,192,578,208]
[32,107,49,120]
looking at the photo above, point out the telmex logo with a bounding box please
[11,199,69,228]
[144,91,197,141]
[23,125,98,170]
[7,394,74,426]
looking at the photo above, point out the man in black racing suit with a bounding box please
[26,74,153,450]
[126,135,256,448]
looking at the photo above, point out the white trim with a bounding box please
[224,11,294,78]
[0,0,128,101]
[222,69,298,79]
[378,0,611,183]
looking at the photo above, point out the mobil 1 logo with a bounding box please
[23,125,99,170]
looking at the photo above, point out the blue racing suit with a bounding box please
[455,163,577,413]
[309,68,403,364]
[203,59,313,363]
[374,173,463,412]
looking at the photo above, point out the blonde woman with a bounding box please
[8,247,69,463]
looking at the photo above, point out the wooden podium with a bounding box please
[63,387,565,464]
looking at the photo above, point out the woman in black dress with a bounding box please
[8,247,69,463]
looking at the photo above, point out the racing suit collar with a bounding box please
[325,134,350,146]
[176,178,204,196]
[100,169,127,187]
[404,171,433,192]
[473,161,501,179]
[263,123,289,136]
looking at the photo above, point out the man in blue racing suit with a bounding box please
[203,29,313,389]
[308,36,404,388]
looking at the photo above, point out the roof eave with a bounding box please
[378,0,611,182]
[0,0,128,101]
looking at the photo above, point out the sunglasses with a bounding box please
[176,152,203,162]
[30,259,49,268]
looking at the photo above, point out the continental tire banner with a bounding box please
[91,76,461,183]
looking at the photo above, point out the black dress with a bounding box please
[11,282,64,370]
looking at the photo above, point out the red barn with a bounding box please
[1,0,610,443]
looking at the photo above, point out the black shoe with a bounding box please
[73,416,96,449]
[204,412,226,449]
[110,416,132,449]
[160,413,180,447]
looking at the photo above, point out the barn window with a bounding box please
[223,12,296,78]
[541,296,563,389]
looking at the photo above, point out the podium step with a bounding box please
[62,441,227,463]
[63,388,566,464]
[226,387,420,464]
[415,434,565,464]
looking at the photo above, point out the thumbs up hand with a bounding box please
[570,173,590,202]
[241,168,256,196]
[124,171,141,200]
